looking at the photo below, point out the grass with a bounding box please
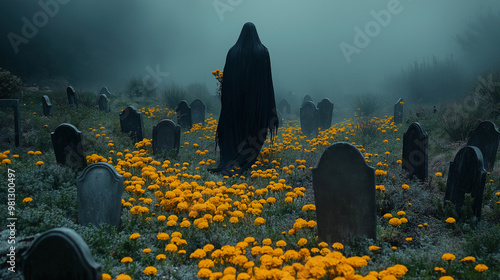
[0,89,499,280]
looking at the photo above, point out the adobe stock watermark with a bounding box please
[213,0,243,21]
[7,0,71,54]
[340,0,411,64]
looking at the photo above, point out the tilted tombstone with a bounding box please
[51,123,86,168]
[77,162,124,227]
[21,227,102,280]
[317,98,334,130]
[175,100,192,129]
[444,146,487,219]
[0,99,21,147]
[300,101,319,136]
[394,98,403,124]
[467,121,500,171]
[152,119,181,155]
[302,94,313,104]
[312,142,376,243]
[190,99,206,125]
[402,122,428,181]
[42,95,52,116]
[67,86,78,108]
[277,99,291,116]
[98,94,110,112]
[119,106,144,143]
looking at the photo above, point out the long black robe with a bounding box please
[209,22,279,175]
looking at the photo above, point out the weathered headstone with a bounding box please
[277,99,291,116]
[312,142,376,243]
[21,227,102,280]
[51,123,87,168]
[317,98,334,130]
[42,95,52,116]
[190,99,206,125]
[175,100,192,129]
[98,94,110,112]
[152,119,181,155]
[302,95,313,104]
[467,121,500,171]
[99,86,111,96]
[67,86,78,108]
[444,146,487,219]
[0,99,21,147]
[300,101,319,136]
[119,106,144,143]
[402,122,428,181]
[77,162,124,227]
[394,98,403,124]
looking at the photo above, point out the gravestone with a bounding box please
[42,95,52,116]
[51,123,86,168]
[98,94,110,112]
[394,98,403,124]
[300,101,319,136]
[190,99,206,125]
[77,162,124,227]
[444,146,487,219]
[119,106,144,143]
[467,121,500,171]
[0,99,21,147]
[277,99,291,116]
[302,95,313,104]
[317,98,334,130]
[175,100,192,129]
[402,122,428,181]
[99,86,110,96]
[67,86,78,108]
[21,227,102,280]
[152,119,181,155]
[312,142,376,243]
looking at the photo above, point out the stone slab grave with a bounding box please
[444,146,487,219]
[0,99,21,147]
[302,94,313,104]
[394,98,403,124]
[317,98,334,130]
[67,86,78,108]
[100,86,111,96]
[190,99,206,125]
[300,100,319,136]
[176,100,192,129]
[313,142,376,243]
[277,98,291,118]
[42,95,52,116]
[21,227,102,280]
[402,122,428,181]
[77,162,124,227]
[153,119,181,155]
[119,106,144,143]
[51,123,87,168]
[98,88,110,112]
[467,120,500,171]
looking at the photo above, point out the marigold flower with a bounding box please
[142,248,151,254]
[435,172,443,177]
[165,244,178,252]
[157,215,166,221]
[197,268,212,278]
[332,242,344,250]
[397,211,406,216]
[144,266,157,276]
[22,197,33,203]
[459,256,476,262]
[445,217,456,224]
[276,240,287,247]
[102,273,111,280]
[401,184,410,190]
[129,233,140,240]
[383,213,393,219]
[254,217,265,225]
[189,248,207,259]
[297,238,308,247]
[157,232,169,241]
[389,218,401,226]
[474,264,488,272]
[405,237,413,242]
[438,276,454,280]
[434,266,446,273]
[35,161,44,166]
[262,238,272,246]
[369,246,381,252]
[120,257,133,263]
[441,253,456,261]
[115,274,132,280]
[156,254,166,260]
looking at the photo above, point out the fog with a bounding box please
[1,0,500,102]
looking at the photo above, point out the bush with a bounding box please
[469,71,500,118]
[162,83,187,109]
[0,67,22,99]
[126,76,157,98]
[352,93,384,116]
[186,82,220,114]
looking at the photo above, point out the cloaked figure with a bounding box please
[209,22,279,175]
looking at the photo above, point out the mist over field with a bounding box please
[1,0,500,103]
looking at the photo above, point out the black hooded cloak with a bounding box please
[209,22,279,175]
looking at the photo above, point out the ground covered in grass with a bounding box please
[0,90,499,280]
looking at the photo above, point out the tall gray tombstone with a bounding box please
[277,99,291,116]
[119,106,144,143]
[312,142,376,243]
[317,98,334,130]
[77,162,124,227]
[42,95,52,116]
[51,123,86,169]
[21,227,102,280]
[394,98,403,124]
[300,101,319,136]
[402,122,428,181]
[302,95,313,104]
[444,146,487,219]
[467,121,500,171]
[67,86,78,108]
[152,119,181,155]
[190,99,206,125]
[175,100,192,129]
[99,86,110,96]
[0,99,21,147]
[98,94,110,112]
